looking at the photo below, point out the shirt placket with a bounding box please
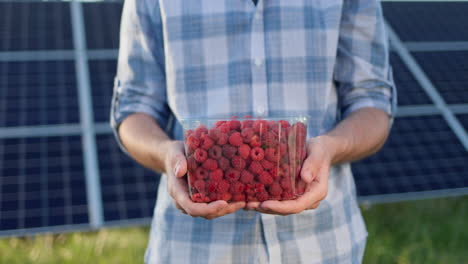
[250,3,268,117]
[260,214,281,264]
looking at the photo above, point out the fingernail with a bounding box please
[174,160,181,175]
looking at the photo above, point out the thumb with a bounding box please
[173,154,187,178]
[300,155,317,184]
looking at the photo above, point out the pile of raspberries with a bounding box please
[184,117,307,203]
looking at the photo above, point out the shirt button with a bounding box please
[254,58,263,67]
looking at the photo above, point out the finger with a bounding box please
[300,155,317,183]
[309,201,320,210]
[245,201,261,210]
[205,202,245,219]
[173,154,187,178]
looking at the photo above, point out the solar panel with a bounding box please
[0,136,88,232]
[89,59,117,123]
[412,51,468,105]
[83,2,122,50]
[353,116,468,197]
[383,2,468,42]
[390,52,432,106]
[96,135,158,222]
[0,60,80,127]
[0,2,73,51]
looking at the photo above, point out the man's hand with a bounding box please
[165,141,245,219]
[246,136,332,215]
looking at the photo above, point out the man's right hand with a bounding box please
[164,141,245,219]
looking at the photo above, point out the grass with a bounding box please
[0,196,467,264]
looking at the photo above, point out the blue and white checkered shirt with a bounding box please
[111,0,396,263]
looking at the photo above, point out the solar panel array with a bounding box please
[0,1,467,237]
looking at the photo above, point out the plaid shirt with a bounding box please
[111,0,396,263]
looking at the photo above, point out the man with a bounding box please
[111,0,396,263]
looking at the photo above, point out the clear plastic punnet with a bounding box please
[181,116,309,203]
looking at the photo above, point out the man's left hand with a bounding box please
[245,136,334,215]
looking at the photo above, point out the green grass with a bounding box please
[1,196,467,264]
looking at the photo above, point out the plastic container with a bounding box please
[181,116,309,203]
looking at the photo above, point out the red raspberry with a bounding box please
[238,144,251,159]
[254,183,266,193]
[187,135,200,150]
[209,192,218,201]
[249,161,263,175]
[263,131,278,147]
[208,128,220,141]
[218,192,232,201]
[269,167,280,179]
[217,133,229,145]
[187,155,198,171]
[250,147,265,161]
[230,181,245,194]
[244,183,255,196]
[249,135,261,148]
[292,122,307,137]
[200,134,215,150]
[202,158,218,171]
[215,121,226,128]
[282,191,295,200]
[256,191,269,202]
[232,193,246,202]
[219,123,231,133]
[265,148,279,162]
[185,129,194,138]
[258,171,274,185]
[269,182,283,196]
[193,180,206,194]
[229,132,243,146]
[241,127,254,143]
[280,120,291,128]
[260,159,274,170]
[209,169,224,181]
[217,180,231,193]
[194,148,208,163]
[247,195,257,202]
[218,157,230,171]
[228,120,241,130]
[188,174,197,185]
[222,145,237,158]
[269,196,282,201]
[240,170,254,184]
[253,120,268,134]
[195,167,209,180]
[195,125,208,137]
[192,193,208,203]
[225,169,241,182]
[206,180,218,193]
[241,119,254,129]
[231,156,246,170]
[296,180,307,195]
[208,145,223,160]
[278,143,287,156]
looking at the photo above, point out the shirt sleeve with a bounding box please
[333,0,397,120]
[110,0,171,151]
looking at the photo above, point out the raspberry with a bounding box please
[245,183,256,196]
[195,167,209,180]
[195,125,208,137]
[217,180,231,193]
[256,191,269,202]
[247,195,257,202]
[269,167,280,179]
[279,120,291,128]
[270,196,282,201]
[187,135,200,150]
[217,133,229,145]
[249,161,263,175]
[269,182,283,196]
[215,121,226,128]
[225,169,241,182]
[263,131,278,147]
[253,120,269,134]
[241,119,254,129]
[209,169,223,181]
[250,147,265,161]
[218,157,230,171]
[208,145,223,160]
[185,129,194,139]
[202,158,218,171]
[187,155,198,171]
[208,128,220,141]
[194,148,208,163]
[258,171,274,185]
[200,134,215,150]
[222,145,237,158]
[218,192,232,201]
[193,180,206,194]
[229,132,243,146]
[293,122,307,137]
[282,191,295,200]
[230,181,245,194]
[232,193,246,202]
[278,143,287,156]
[240,170,254,184]
[241,128,254,143]
[296,180,307,195]
[219,122,231,133]
[249,135,261,148]
[238,144,251,159]
[228,120,241,130]
[231,156,246,170]
[260,159,274,170]
[209,192,218,201]
[206,180,219,193]
[192,193,208,203]
[265,148,279,162]
[254,183,266,193]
